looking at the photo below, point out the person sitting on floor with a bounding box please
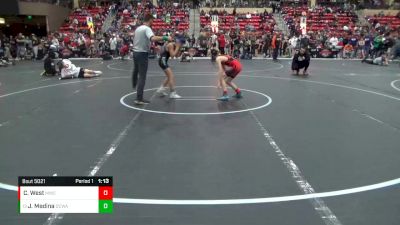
[291,48,310,76]
[343,43,354,59]
[59,58,102,80]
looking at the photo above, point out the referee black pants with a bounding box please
[132,52,149,101]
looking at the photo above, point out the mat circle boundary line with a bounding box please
[120,86,272,115]
[391,79,400,92]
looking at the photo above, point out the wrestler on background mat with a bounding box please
[362,52,389,66]
[59,58,102,79]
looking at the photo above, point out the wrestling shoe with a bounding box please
[169,91,182,99]
[217,95,230,101]
[156,86,168,96]
[233,92,242,99]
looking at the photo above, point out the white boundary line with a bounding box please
[177,96,215,99]
[106,61,400,78]
[0,77,125,99]
[243,100,342,224]
[44,88,158,225]
[175,99,216,101]
[0,75,400,204]
[106,61,284,74]
[390,79,400,92]
[102,57,372,61]
[111,177,400,204]
[43,57,400,61]
[241,75,400,102]
[1,178,399,205]
[120,86,272,115]
[69,58,103,61]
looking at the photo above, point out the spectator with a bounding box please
[51,34,60,50]
[281,37,289,57]
[31,34,40,60]
[299,34,309,49]
[391,36,400,59]
[109,35,118,57]
[218,33,226,54]
[373,34,384,57]
[16,34,26,59]
[343,43,354,58]
[263,34,271,57]
[289,35,298,56]
[246,12,252,19]
[358,36,366,59]
[349,35,358,57]
[190,34,196,47]
[211,32,217,45]
[364,34,373,57]
[271,33,281,61]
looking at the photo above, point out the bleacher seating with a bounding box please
[119,7,189,32]
[200,13,276,33]
[282,6,358,34]
[367,15,400,30]
[58,6,108,35]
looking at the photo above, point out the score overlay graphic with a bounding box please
[18,176,113,213]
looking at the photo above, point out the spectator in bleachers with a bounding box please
[289,35,299,56]
[8,1,400,62]
[218,33,226,54]
[51,34,60,50]
[349,35,358,57]
[198,32,208,51]
[109,35,118,57]
[211,33,218,45]
[189,34,196,47]
[299,34,310,49]
[391,36,400,59]
[281,37,289,57]
[246,12,252,19]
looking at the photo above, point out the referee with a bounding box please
[132,14,172,105]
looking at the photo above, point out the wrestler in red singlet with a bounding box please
[215,55,242,101]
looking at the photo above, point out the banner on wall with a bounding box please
[211,15,219,33]
[300,11,307,35]
[87,16,95,34]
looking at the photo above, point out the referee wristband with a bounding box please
[162,36,168,42]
